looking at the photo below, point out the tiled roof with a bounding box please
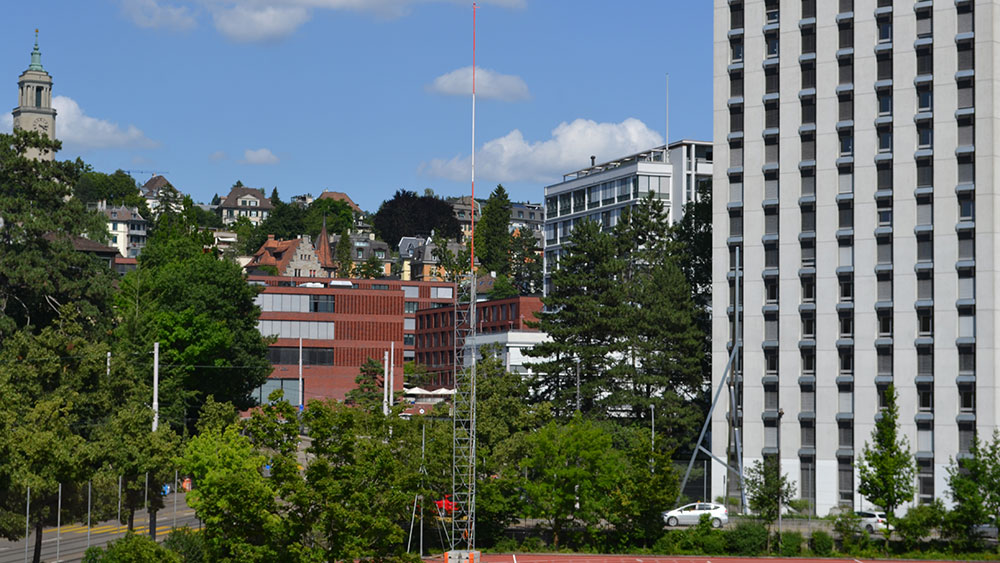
[140,175,172,198]
[102,206,145,222]
[247,235,301,274]
[318,190,361,212]
[314,220,335,269]
[221,186,275,210]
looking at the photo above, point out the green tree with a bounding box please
[509,229,542,295]
[357,253,384,279]
[373,189,461,246]
[519,415,625,548]
[430,235,471,283]
[85,532,181,562]
[403,361,432,388]
[304,198,353,242]
[477,185,513,276]
[856,384,915,542]
[115,221,272,432]
[0,130,115,341]
[269,187,280,206]
[744,456,796,550]
[74,169,150,217]
[489,274,518,300]
[345,357,384,411]
[335,229,354,278]
[0,310,112,563]
[945,429,1000,549]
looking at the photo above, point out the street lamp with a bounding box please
[777,407,784,550]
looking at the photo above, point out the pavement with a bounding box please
[0,491,200,563]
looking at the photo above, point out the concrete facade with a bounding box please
[712,0,999,515]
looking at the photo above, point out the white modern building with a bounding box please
[543,140,712,294]
[712,0,998,515]
[99,203,147,258]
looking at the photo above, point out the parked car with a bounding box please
[663,502,728,528]
[856,510,892,534]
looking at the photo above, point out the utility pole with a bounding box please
[382,350,390,416]
[298,337,303,410]
[777,407,784,550]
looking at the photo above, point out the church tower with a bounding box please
[12,30,56,161]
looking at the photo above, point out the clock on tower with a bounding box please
[11,30,57,161]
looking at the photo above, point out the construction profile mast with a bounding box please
[451,2,479,552]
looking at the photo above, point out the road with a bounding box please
[0,491,200,563]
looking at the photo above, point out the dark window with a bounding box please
[877,55,892,80]
[802,0,816,18]
[958,43,974,71]
[268,347,334,366]
[801,63,816,89]
[34,87,42,108]
[765,68,779,93]
[801,29,816,54]
[878,19,892,42]
[310,294,335,313]
[839,25,853,49]
[766,33,780,57]
[916,48,933,75]
[916,161,933,187]
[802,99,816,124]
[765,103,779,129]
[916,10,932,37]
[878,93,892,115]
[731,73,744,97]
[839,60,853,84]
[731,3,744,29]
[917,86,933,110]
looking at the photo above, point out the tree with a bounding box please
[304,198,353,242]
[357,254,384,279]
[269,187,280,206]
[430,234,471,283]
[372,189,461,247]
[0,130,115,341]
[519,415,625,548]
[84,532,181,562]
[945,429,1000,549]
[856,384,915,542]
[745,456,796,550]
[0,310,112,563]
[345,357,384,411]
[489,275,518,300]
[74,169,151,217]
[477,185,513,276]
[509,229,542,295]
[335,229,353,278]
[115,219,272,432]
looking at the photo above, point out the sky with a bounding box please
[2,0,713,212]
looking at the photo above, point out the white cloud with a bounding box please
[242,147,279,164]
[52,96,159,150]
[209,150,228,161]
[211,4,310,42]
[427,67,529,102]
[421,118,663,183]
[120,0,524,42]
[120,0,197,30]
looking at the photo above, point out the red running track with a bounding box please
[426,556,961,563]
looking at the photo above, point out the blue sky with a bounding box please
[2,0,712,212]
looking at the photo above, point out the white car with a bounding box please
[663,502,728,528]
[856,510,892,534]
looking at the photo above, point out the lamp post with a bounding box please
[777,407,784,550]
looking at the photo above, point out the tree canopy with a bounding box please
[856,384,915,535]
[373,189,461,247]
[477,185,513,276]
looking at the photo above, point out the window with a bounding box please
[877,277,892,301]
[731,39,744,62]
[839,96,854,121]
[839,24,853,49]
[959,234,975,260]
[801,99,816,124]
[917,423,933,450]
[958,80,974,109]
[801,29,816,54]
[918,386,934,412]
[801,63,816,89]
[310,294,336,313]
[839,350,853,374]
[839,386,853,412]
[267,347,334,366]
[959,347,975,373]
[957,4,973,33]
[917,124,933,148]
[959,424,975,454]
[878,128,892,152]
[801,136,816,160]
[958,43,974,71]
[839,134,853,155]
[765,103,779,129]
[840,280,853,302]
[765,315,778,340]
[839,460,853,504]
[958,119,975,146]
[959,195,975,220]
[766,34,779,58]
[765,279,779,304]
[765,244,778,269]
[802,313,816,338]
[731,3,744,29]
[877,349,892,375]
[877,241,892,264]
[839,0,853,13]
[839,206,853,229]
[959,387,976,412]
[802,350,815,374]
[801,423,815,447]
[730,108,743,133]
[802,0,816,18]
[916,48,933,75]
[877,55,892,80]
[801,389,815,413]
[801,208,816,232]
[917,276,933,300]
[959,312,975,338]
[878,314,892,336]
[839,243,853,267]
[765,351,779,374]
[839,169,853,193]
[877,203,892,226]
[839,60,853,85]
[839,315,854,337]
[917,310,933,335]
[878,93,892,115]
[765,0,779,23]
[801,278,815,302]
[404,301,418,314]
[801,242,815,266]
[765,68,779,93]
[916,10,932,38]
[403,334,415,346]
[918,459,934,504]
[34,87,42,107]
[958,275,974,300]
[801,171,815,195]
[916,201,933,226]
[916,161,933,187]
[764,385,778,410]
[958,155,975,184]
[878,20,892,42]
[839,423,854,448]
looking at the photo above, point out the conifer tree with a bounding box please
[478,185,513,276]
[335,229,353,278]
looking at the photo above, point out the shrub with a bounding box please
[779,531,804,556]
[726,521,769,555]
[87,532,181,562]
[895,500,945,551]
[163,527,205,562]
[652,531,680,554]
[810,530,833,556]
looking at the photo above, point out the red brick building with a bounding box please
[248,275,456,402]
[415,296,543,386]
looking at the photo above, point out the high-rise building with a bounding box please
[712,0,998,515]
[543,140,712,294]
[12,31,56,161]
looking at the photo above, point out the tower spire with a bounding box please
[29,29,44,71]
